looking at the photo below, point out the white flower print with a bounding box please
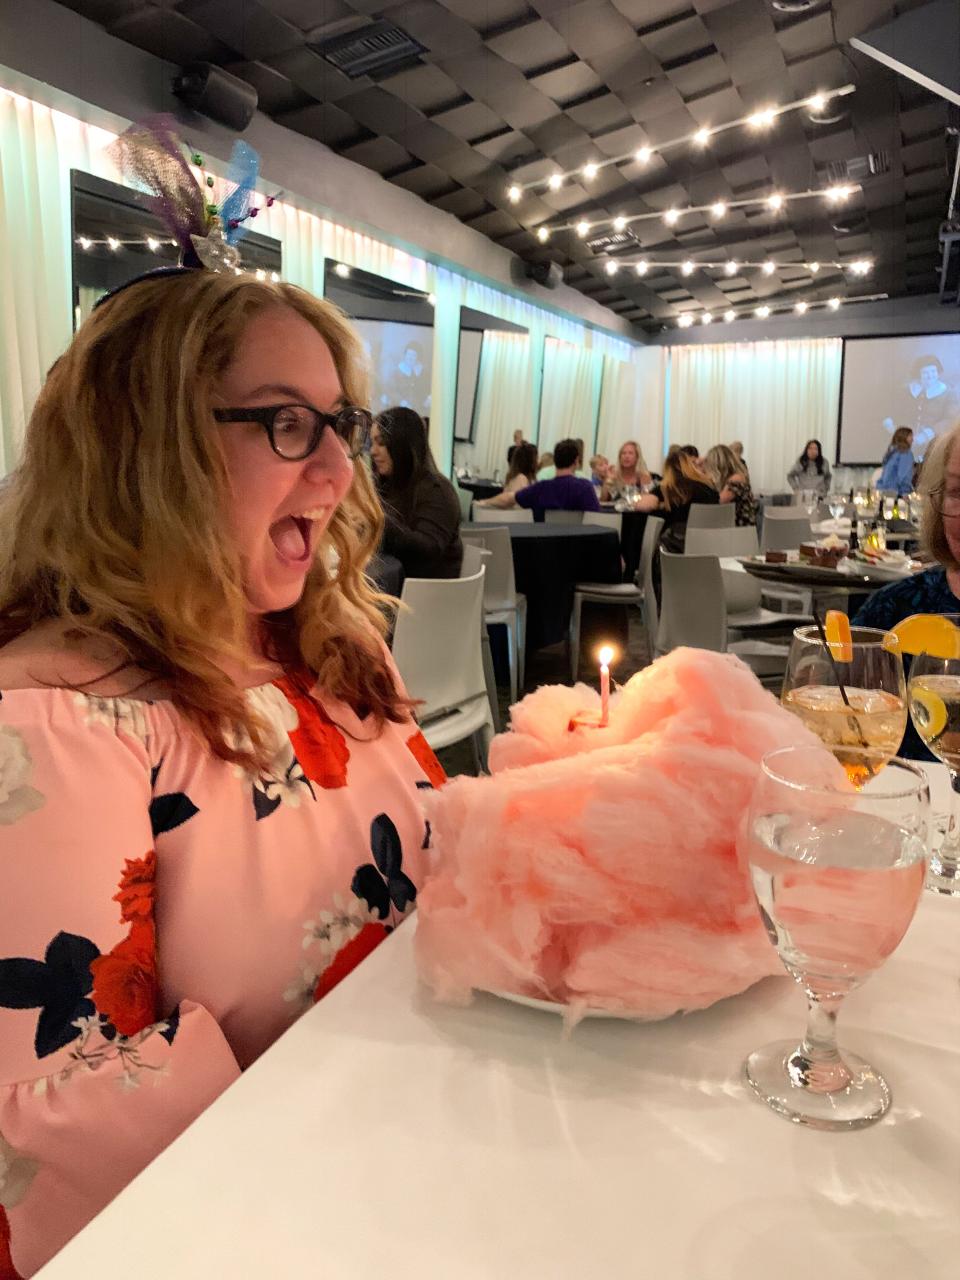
[283,894,386,1009]
[0,724,44,825]
[75,693,153,744]
[0,1130,39,1209]
[231,684,313,813]
[282,966,319,1010]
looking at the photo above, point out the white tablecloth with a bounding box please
[40,782,960,1280]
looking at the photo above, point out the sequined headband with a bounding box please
[94,115,281,309]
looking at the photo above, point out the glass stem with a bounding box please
[936,768,960,875]
[787,996,852,1094]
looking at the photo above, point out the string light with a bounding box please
[809,262,820,274]
[576,220,590,237]
[755,305,771,318]
[605,257,871,277]
[675,292,886,328]
[710,201,727,219]
[547,182,863,237]
[507,184,521,203]
[807,93,827,112]
[635,260,649,276]
[77,236,92,250]
[677,314,694,328]
[828,296,841,309]
[548,172,563,191]
[503,84,855,199]
[762,260,776,275]
[724,260,738,276]
[270,271,280,282]
[724,309,736,323]
[107,237,121,251]
[536,226,551,242]
[613,215,627,231]
[701,313,712,325]
[146,236,160,252]
[334,263,351,277]
[681,260,694,276]
[605,260,619,276]
[795,301,808,314]
[825,184,852,203]
[255,268,266,281]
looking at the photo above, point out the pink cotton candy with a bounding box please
[415,648,820,1019]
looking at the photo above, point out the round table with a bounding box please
[458,478,503,502]
[464,522,622,653]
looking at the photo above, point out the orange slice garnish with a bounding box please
[824,609,853,663]
[883,614,960,659]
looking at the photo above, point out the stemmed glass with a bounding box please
[743,745,929,1128]
[827,495,846,522]
[781,625,907,787]
[907,621,960,894]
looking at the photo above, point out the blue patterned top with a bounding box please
[852,567,960,759]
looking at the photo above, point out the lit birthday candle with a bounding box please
[598,645,614,726]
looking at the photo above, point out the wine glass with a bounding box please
[782,625,907,787]
[827,495,845,522]
[907,624,960,894]
[743,745,929,1129]
[800,487,819,519]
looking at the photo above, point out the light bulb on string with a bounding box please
[755,305,771,318]
[808,93,826,113]
[825,184,851,203]
[766,192,784,212]
[583,162,599,181]
[77,236,92,250]
[828,297,841,310]
[107,237,121,251]
[635,146,652,165]
[605,260,619,276]
[548,172,563,191]
[724,309,736,323]
[809,262,820,274]
[693,127,711,147]
[681,260,694,276]
[795,301,808,314]
[613,215,627,231]
[663,208,680,226]
[762,260,776,275]
[270,272,280,282]
[635,260,649,276]
[507,184,521,203]
[747,107,777,129]
[146,236,160,252]
[724,260,738,276]
[576,220,590,238]
[701,313,712,325]
[710,201,727,219]
[536,226,550,243]
[677,314,694,328]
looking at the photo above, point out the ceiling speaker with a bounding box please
[513,258,562,290]
[173,63,258,132]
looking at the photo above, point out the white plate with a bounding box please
[486,989,645,1020]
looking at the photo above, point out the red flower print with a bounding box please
[90,920,159,1037]
[275,674,350,789]
[313,922,388,1002]
[112,851,156,925]
[0,1208,23,1280]
[406,730,446,789]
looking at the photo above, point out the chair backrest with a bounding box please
[640,515,664,651]
[544,509,584,525]
[685,524,759,558]
[392,568,487,721]
[760,515,812,552]
[472,507,533,524]
[465,524,518,611]
[583,511,623,534]
[763,503,807,518]
[456,485,473,523]
[721,563,762,614]
[657,551,726,654]
[460,542,490,578]
[687,502,735,529]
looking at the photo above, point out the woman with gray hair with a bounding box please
[852,419,960,757]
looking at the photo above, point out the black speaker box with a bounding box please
[512,258,562,290]
[173,63,258,132]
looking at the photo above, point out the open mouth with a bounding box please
[269,514,316,565]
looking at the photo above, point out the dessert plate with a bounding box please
[487,989,644,1020]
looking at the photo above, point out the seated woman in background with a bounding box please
[0,271,440,1275]
[853,421,960,758]
[788,439,832,495]
[704,443,758,526]
[600,440,652,501]
[371,406,463,578]
[475,442,539,509]
[878,426,915,495]
[637,447,722,551]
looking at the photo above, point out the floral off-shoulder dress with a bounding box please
[0,668,443,1277]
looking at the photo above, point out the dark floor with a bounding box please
[434,605,652,779]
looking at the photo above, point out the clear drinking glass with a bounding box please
[800,488,819,518]
[827,496,845,521]
[907,624,960,894]
[781,625,907,787]
[743,746,929,1129]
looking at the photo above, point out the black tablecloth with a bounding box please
[464,522,623,653]
[458,478,503,502]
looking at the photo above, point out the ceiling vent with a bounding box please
[769,0,822,11]
[585,230,635,253]
[823,152,890,184]
[311,21,428,80]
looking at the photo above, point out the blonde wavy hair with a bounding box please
[0,271,411,771]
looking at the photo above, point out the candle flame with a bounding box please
[598,645,614,666]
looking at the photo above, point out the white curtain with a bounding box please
[466,331,531,477]
[667,338,842,492]
[596,347,666,472]
[539,337,601,456]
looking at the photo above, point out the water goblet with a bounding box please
[781,624,907,787]
[827,496,845,522]
[743,746,929,1129]
[907,623,960,894]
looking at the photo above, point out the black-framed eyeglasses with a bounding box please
[213,403,372,461]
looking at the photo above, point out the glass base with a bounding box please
[926,850,960,896]
[744,1039,891,1130]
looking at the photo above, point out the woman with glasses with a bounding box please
[853,420,960,757]
[370,406,463,579]
[0,272,441,1275]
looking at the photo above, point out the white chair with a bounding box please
[456,485,473,523]
[640,515,664,658]
[460,544,503,733]
[687,503,735,530]
[657,551,788,683]
[760,516,812,552]
[472,507,533,524]
[392,567,494,771]
[545,509,584,525]
[568,514,643,680]
[584,511,623,535]
[462,526,527,704]
[684,525,759,558]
